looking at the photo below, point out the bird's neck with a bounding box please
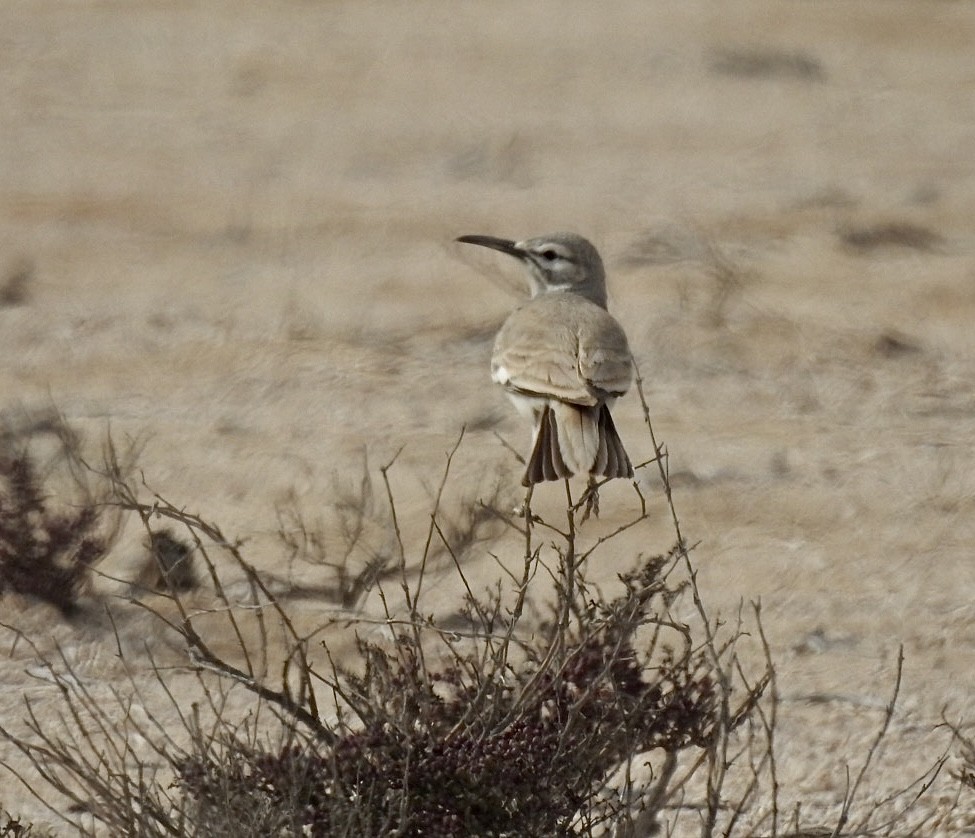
[532,286,607,309]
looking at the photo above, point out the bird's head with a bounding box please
[456,232,607,308]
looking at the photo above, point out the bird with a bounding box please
[456,232,634,487]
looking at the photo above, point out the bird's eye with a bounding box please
[541,249,558,261]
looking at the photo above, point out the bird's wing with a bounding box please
[492,297,632,406]
[576,309,633,398]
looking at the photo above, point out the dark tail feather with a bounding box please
[523,405,571,486]
[594,405,633,480]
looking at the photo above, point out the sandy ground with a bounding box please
[2,1,975,833]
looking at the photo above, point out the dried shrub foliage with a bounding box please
[0,413,125,614]
[0,390,964,836]
[0,448,103,613]
[0,807,50,837]
[954,725,975,797]
[174,550,722,837]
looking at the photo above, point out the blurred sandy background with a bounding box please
[2,1,975,832]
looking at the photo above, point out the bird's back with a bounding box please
[492,293,633,406]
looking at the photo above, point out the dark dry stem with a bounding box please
[633,362,686,554]
[411,426,467,611]
[492,430,526,466]
[559,478,577,657]
[749,601,780,837]
[832,646,904,837]
[378,443,431,691]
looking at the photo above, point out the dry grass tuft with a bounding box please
[0,260,32,308]
[838,221,945,254]
[620,225,752,328]
[709,47,825,82]
[874,330,922,359]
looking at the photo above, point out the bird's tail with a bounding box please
[523,403,633,486]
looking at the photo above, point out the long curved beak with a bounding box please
[455,235,526,259]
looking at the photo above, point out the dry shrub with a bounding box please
[0,448,103,613]
[0,411,128,614]
[0,387,963,836]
